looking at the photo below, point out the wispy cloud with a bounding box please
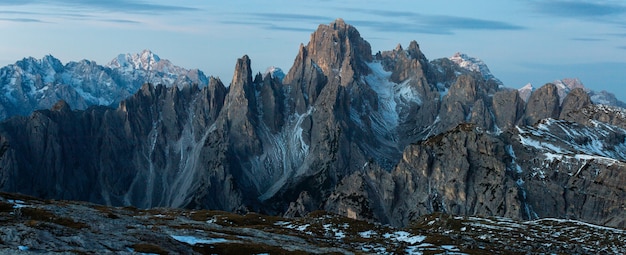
[0,0,199,14]
[0,10,39,15]
[607,33,626,37]
[339,8,524,34]
[0,18,45,23]
[101,19,140,24]
[247,13,332,23]
[349,20,453,35]
[571,37,605,41]
[220,20,314,33]
[234,8,524,36]
[221,13,334,34]
[425,15,525,31]
[266,25,314,33]
[530,0,626,18]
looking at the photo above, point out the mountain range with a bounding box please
[0,50,208,120]
[0,19,624,232]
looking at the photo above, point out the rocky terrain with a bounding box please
[0,50,208,120]
[1,192,624,254]
[0,18,624,235]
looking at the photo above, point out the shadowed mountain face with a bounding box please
[0,19,624,228]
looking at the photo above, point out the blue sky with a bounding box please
[1,0,625,100]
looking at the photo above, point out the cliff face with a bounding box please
[0,19,624,228]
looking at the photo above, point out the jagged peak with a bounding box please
[407,41,420,55]
[15,55,64,71]
[231,55,253,88]
[449,52,486,74]
[395,43,403,52]
[107,49,162,71]
[449,52,501,86]
[264,66,285,82]
[520,83,534,91]
[302,19,372,85]
[553,77,586,91]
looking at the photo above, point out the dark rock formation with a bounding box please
[560,87,592,119]
[523,83,561,125]
[492,89,525,131]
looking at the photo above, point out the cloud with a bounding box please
[0,0,199,14]
[349,20,453,35]
[530,0,626,18]
[266,25,314,33]
[425,15,525,31]
[618,46,626,50]
[102,19,140,24]
[220,20,313,33]
[0,0,36,5]
[340,8,524,35]
[247,13,332,23]
[0,10,39,15]
[234,8,523,36]
[607,33,626,37]
[570,37,605,41]
[0,18,45,23]
[221,13,335,34]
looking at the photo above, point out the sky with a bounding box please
[1,0,625,100]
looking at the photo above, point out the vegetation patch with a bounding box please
[131,243,168,255]
[21,207,88,229]
[192,242,310,255]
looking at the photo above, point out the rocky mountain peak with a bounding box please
[264,66,285,82]
[560,87,592,120]
[107,49,161,71]
[231,55,253,88]
[448,52,502,86]
[16,55,64,75]
[523,83,561,125]
[406,40,422,59]
[520,78,626,107]
[304,18,372,86]
[518,83,534,101]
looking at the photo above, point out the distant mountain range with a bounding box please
[0,50,208,120]
[0,47,623,122]
[0,19,624,234]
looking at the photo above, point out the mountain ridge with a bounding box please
[0,50,209,121]
[0,19,624,230]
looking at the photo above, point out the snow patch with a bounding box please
[383,231,426,245]
[170,235,229,245]
[365,61,422,129]
[359,230,376,238]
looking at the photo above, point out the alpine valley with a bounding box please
[0,19,625,254]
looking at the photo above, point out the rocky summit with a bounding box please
[0,19,624,249]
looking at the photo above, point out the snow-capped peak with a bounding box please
[264,66,285,81]
[448,52,502,86]
[518,83,534,102]
[107,49,161,71]
[449,52,482,73]
[519,83,534,91]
